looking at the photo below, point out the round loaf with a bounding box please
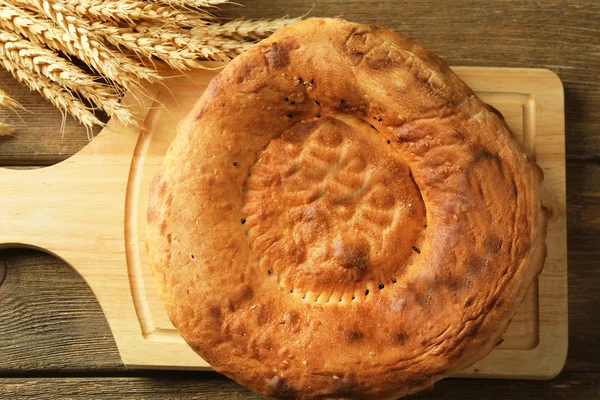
[147,18,547,399]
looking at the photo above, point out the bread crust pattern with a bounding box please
[147,18,547,399]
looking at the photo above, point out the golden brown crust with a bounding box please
[147,18,547,399]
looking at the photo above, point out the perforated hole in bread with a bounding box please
[241,111,427,305]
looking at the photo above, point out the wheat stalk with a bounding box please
[0,87,21,110]
[93,23,201,69]
[153,0,228,8]
[56,0,212,27]
[0,2,156,89]
[199,35,254,57]
[0,3,70,54]
[0,54,102,130]
[0,29,133,125]
[89,21,254,69]
[131,22,235,62]
[205,18,302,41]
[7,0,161,89]
[0,0,297,133]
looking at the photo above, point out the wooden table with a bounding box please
[0,1,598,398]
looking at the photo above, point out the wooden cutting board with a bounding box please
[0,65,567,379]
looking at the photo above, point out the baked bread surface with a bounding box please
[147,18,547,399]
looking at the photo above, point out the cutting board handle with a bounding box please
[0,166,60,251]
[0,92,146,258]
[0,127,137,262]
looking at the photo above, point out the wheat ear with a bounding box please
[6,0,161,89]
[0,3,69,54]
[0,55,102,129]
[56,0,212,27]
[199,35,254,57]
[206,18,302,41]
[153,0,229,8]
[94,24,206,69]
[122,22,237,64]
[190,26,254,56]
[0,29,133,125]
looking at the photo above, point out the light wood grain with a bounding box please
[0,66,567,377]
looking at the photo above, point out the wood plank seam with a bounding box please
[0,260,7,289]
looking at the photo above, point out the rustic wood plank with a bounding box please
[0,372,598,399]
[0,250,123,372]
[0,70,102,166]
[0,0,598,164]
[565,162,600,373]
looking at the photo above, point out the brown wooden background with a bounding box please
[0,1,598,398]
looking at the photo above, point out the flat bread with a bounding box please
[147,18,547,399]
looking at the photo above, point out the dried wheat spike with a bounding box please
[0,2,157,89]
[90,22,235,69]
[136,23,232,62]
[0,87,22,110]
[190,26,254,56]
[0,2,70,54]
[206,18,302,41]
[200,35,254,57]
[153,0,229,8]
[0,28,133,125]
[56,0,212,27]
[8,0,161,89]
[0,55,102,129]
